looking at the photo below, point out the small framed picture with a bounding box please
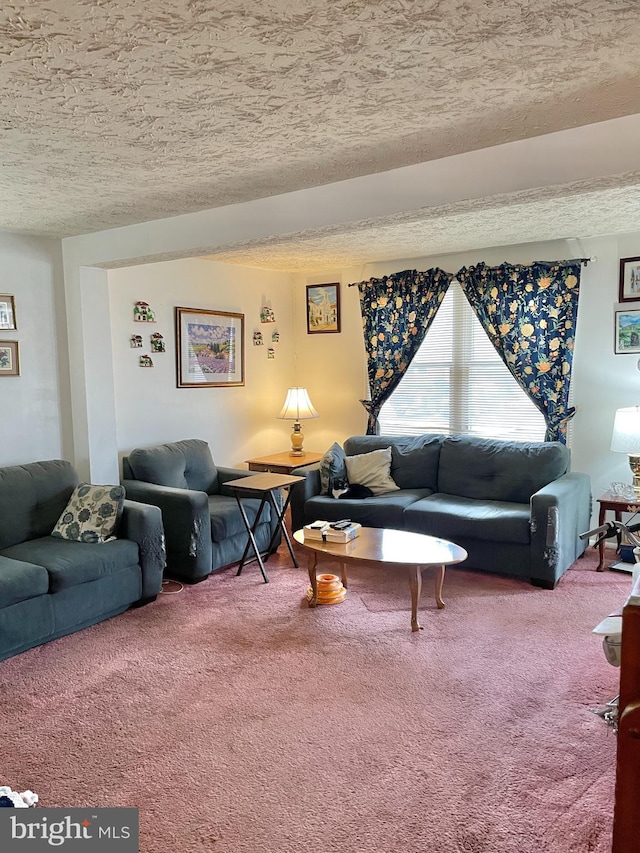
[615,307,640,354]
[0,295,16,330]
[306,283,341,334]
[175,307,244,387]
[0,340,19,375]
[619,257,640,302]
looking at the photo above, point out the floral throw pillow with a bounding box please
[51,483,125,544]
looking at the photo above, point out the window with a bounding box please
[378,281,547,441]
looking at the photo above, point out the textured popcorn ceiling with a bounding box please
[1,0,640,266]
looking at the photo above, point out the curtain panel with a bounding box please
[356,268,453,434]
[455,260,584,443]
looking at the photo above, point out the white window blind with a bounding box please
[378,281,547,441]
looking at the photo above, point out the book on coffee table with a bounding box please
[303,521,362,543]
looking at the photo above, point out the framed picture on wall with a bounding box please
[0,340,19,375]
[306,283,341,334]
[0,295,16,330]
[615,307,640,354]
[619,257,640,302]
[175,307,244,387]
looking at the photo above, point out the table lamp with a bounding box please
[611,406,640,496]
[278,387,319,456]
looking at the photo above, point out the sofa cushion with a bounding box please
[304,489,431,529]
[404,493,532,545]
[127,439,219,494]
[51,483,125,543]
[1,536,140,592]
[343,434,443,491]
[0,459,78,550]
[318,442,348,495]
[344,447,399,496]
[209,496,271,543]
[437,435,569,503]
[0,555,50,606]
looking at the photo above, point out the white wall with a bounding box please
[0,233,68,467]
[108,258,296,468]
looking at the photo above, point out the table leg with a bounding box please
[234,493,269,583]
[264,488,299,567]
[597,501,606,571]
[435,564,446,609]
[409,565,423,632]
[307,553,318,608]
[339,561,348,589]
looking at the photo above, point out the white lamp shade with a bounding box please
[611,406,640,453]
[278,387,319,421]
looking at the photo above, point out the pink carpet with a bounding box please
[0,545,628,852]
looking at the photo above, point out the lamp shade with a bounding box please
[611,406,640,453]
[277,387,319,421]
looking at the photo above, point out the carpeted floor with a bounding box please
[0,544,629,852]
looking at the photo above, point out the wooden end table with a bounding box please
[225,472,304,583]
[595,490,640,571]
[245,451,323,474]
[293,527,468,633]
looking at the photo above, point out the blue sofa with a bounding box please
[290,433,592,589]
[121,439,282,582]
[0,459,165,662]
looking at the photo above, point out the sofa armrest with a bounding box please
[289,463,322,533]
[121,480,212,580]
[530,472,592,586]
[119,500,166,599]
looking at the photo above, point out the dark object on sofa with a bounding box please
[121,439,282,582]
[0,459,165,663]
[290,433,592,589]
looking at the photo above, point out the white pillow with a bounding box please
[344,447,399,496]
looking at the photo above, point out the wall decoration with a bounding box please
[133,301,156,322]
[619,257,640,303]
[175,307,244,388]
[272,330,280,343]
[306,283,341,334]
[130,334,143,348]
[253,330,264,346]
[0,340,19,375]
[267,348,275,359]
[615,307,640,353]
[0,295,16,330]
[139,354,154,367]
[260,306,275,323]
[150,332,165,353]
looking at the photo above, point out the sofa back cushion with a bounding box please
[343,434,443,491]
[437,435,570,503]
[0,459,78,549]
[126,439,219,494]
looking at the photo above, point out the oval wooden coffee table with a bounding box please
[293,527,468,632]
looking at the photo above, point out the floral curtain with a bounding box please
[356,268,453,434]
[455,260,584,443]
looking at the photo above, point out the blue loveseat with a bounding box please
[290,433,592,589]
[0,459,165,662]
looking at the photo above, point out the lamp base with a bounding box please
[289,422,305,457]
[629,455,640,496]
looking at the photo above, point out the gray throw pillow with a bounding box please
[318,442,348,496]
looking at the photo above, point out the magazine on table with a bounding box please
[303,520,362,543]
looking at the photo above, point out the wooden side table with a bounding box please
[245,450,323,474]
[596,490,640,571]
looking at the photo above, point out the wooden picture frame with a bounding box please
[615,307,640,354]
[0,340,19,375]
[306,283,341,334]
[619,257,640,303]
[175,307,244,387]
[0,295,16,330]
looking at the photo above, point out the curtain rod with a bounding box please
[347,257,594,286]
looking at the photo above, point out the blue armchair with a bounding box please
[121,439,281,582]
